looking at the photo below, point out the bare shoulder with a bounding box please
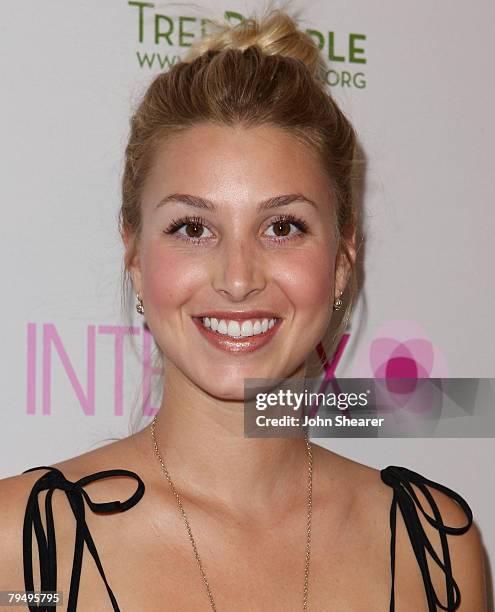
[0,468,55,588]
[414,481,487,611]
[310,444,487,610]
[0,432,145,589]
[384,463,485,610]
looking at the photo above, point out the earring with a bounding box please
[136,293,144,315]
[333,290,343,311]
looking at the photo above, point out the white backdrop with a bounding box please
[1,0,494,604]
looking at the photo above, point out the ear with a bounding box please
[122,228,142,296]
[334,230,357,299]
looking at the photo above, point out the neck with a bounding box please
[137,362,310,517]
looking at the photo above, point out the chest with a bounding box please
[55,508,425,611]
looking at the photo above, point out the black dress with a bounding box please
[21,464,473,612]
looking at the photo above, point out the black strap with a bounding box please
[380,465,473,612]
[22,465,145,612]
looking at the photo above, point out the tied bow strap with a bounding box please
[380,466,473,612]
[22,466,145,612]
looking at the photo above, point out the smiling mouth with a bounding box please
[193,316,281,339]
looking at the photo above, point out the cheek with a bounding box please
[141,242,204,310]
[273,247,334,311]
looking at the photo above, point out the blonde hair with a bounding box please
[119,7,361,387]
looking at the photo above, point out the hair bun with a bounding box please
[183,8,325,80]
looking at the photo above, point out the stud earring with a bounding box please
[333,290,343,311]
[136,293,144,315]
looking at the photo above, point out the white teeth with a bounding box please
[217,320,228,334]
[227,320,241,337]
[200,317,278,338]
[241,320,253,337]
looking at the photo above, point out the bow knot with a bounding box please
[22,465,145,612]
[380,465,473,611]
[42,470,80,494]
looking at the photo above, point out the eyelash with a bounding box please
[163,214,309,244]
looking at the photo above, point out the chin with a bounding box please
[191,359,302,400]
[193,375,248,402]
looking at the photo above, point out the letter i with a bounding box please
[26,323,36,414]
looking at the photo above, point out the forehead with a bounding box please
[142,123,331,208]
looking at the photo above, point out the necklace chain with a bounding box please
[150,414,313,611]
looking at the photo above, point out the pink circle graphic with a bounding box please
[351,320,449,416]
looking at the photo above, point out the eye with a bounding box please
[163,215,214,243]
[264,214,309,241]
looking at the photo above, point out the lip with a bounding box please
[191,316,282,354]
[192,310,281,321]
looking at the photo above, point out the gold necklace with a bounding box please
[150,414,313,611]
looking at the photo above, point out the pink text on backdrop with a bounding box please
[26,323,161,417]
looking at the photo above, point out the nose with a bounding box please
[211,236,267,301]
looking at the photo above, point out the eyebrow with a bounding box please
[154,193,317,213]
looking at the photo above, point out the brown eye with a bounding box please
[185,222,204,238]
[164,216,214,242]
[264,215,308,241]
[272,220,291,236]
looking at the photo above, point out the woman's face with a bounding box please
[127,123,351,399]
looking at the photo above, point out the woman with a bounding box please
[0,8,486,611]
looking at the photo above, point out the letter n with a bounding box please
[42,324,96,415]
